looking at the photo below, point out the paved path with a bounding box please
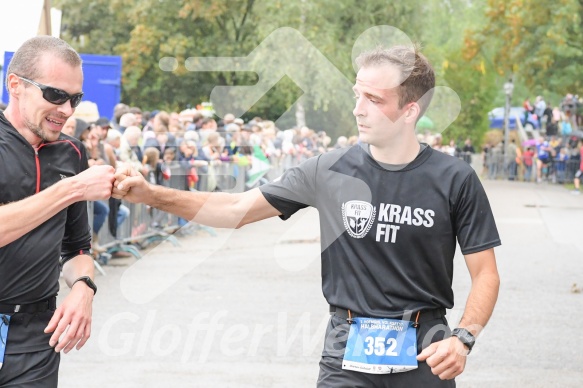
[58,179,583,387]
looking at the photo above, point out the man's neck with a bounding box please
[369,133,421,165]
[2,105,42,148]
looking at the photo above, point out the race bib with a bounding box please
[0,314,10,371]
[342,317,418,374]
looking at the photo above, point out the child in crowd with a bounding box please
[143,147,161,185]
[522,147,535,182]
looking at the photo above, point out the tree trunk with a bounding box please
[295,99,306,129]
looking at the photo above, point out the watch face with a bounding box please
[453,328,475,349]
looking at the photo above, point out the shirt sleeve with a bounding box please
[453,171,501,255]
[259,155,320,220]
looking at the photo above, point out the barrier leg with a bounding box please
[94,256,108,276]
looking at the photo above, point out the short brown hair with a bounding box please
[356,45,435,117]
[143,147,160,168]
[6,36,82,87]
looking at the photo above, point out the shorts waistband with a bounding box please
[330,306,445,324]
[0,297,57,314]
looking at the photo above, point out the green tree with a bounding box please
[250,0,425,137]
[468,0,583,104]
[416,0,497,145]
[55,0,507,143]
[55,0,132,54]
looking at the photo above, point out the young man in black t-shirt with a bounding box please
[114,45,501,387]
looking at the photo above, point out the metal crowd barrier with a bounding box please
[87,157,289,272]
[483,154,580,182]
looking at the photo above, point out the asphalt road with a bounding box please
[58,179,583,387]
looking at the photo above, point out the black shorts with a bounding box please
[0,308,59,387]
[575,170,582,179]
[317,313,456,388]
[0,349,59,387]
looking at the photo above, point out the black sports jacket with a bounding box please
[0,112,91,305]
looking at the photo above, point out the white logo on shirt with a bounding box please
[342,200,376,238]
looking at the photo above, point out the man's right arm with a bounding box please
[113,168,281,228]
[0,165,115,248]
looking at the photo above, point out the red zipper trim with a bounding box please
[33,140,83,193]
[42,140,82,159]
[60,140,82,159]
[35,149,41,193]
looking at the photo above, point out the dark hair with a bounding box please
[113,103,130,124]
[355,45,435,117]
[201,117,216,126]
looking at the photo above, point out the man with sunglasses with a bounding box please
[0,36,115,386]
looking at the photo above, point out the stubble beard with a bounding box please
[25,118,59,143]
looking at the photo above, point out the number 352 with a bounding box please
[363,336,398,356]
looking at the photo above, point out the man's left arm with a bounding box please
[44,254,95,353]
[417,248,500,380]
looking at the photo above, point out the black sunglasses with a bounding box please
[18,76,84,108]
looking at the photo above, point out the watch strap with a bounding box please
[73,276,97,295]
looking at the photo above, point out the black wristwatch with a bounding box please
[73,276,97,295]
[451,328,475,354]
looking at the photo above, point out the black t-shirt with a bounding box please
[260,144,501,318]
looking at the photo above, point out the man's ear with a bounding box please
[6,74,21,97]
[405,102,421,124]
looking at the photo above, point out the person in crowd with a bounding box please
[198,117,218,144]
[143,125,177,157]
[83,117,129,243]
[488,142,503,180]
[112,103,130,131]
[334,135,348,149]
[572,141,583,195]
[129,107,143,128]
[523,97,534,124]
[201,132,224,162]
[555,147,569,183]
[522,146,535,182]
[481,142,491,178]
[178,139,208,189]
[142,147,161,185]
[61,115,77,137]
[536,139,553,183]
[118,112,138,134]
[101,128,131,245]
[534,96,546,128]
[461,138,475,164]
[0,36,114,387]
[561,93,578,132]
[113,45,500,387]
[120,125,144,170]
[444,139,460,158]
[506,139,518,181]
